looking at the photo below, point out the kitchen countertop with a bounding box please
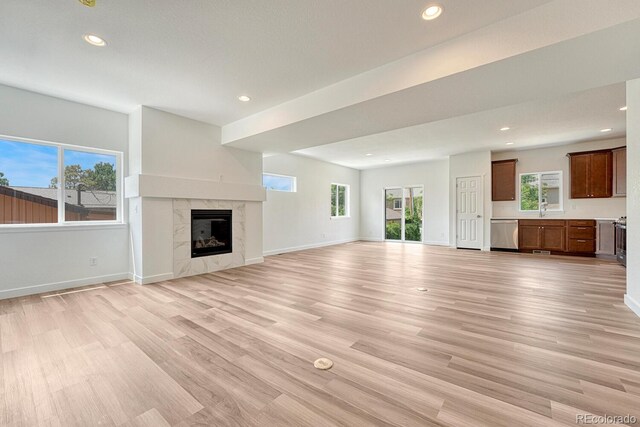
[491,217,619,221]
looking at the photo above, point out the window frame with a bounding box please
[0,134,124,228]
[518,170,564,213]
[330,183,350,219]
[263,172,297,192]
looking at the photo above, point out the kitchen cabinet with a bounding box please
[518,220,566,252]
[519,225,542,250]
[542,224,566,252]
[518,219,596,256]
[567,220,596,254]
[568,150,612,199]
[612,147,626,197]
[491,159,517,201]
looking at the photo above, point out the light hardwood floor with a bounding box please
[1,242,639,426]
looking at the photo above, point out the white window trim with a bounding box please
[263,172,297,192]
[518,170,564,213]
[0,134,125,228]
[331,183,350,219]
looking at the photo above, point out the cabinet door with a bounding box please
[570,154,590,198]
[541,226,566,252]
[519,225,541,250]
[589,151,612,198]
[613,148,626,197]
[492,160,517,201]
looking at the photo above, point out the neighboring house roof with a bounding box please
[385,207,402,221]
[8,186,116,209]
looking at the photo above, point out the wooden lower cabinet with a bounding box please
[542,225,566,252]
[519,225,542,250]
[518,219,596,256]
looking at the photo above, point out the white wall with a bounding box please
[492,138,626,220]
[360,159,449,245]
[128,107,263,282]
[0,84,130,298]
[449,151,492,249]
[626,79,640,317]
[263,154,360,255]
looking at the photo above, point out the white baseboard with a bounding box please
[264,238,359,257]
[625,294,640,318]
[424,240,450,247]
[245,257,264,265]
[0,272,131,300]
[359,237,384,242]
[134,272,174,285]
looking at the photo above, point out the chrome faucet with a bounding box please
[539,201,548,218]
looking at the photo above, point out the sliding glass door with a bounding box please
[403,186,424,242]
[385,188,403,240]
[384,186,424,242]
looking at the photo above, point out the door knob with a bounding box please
[476,215,482,218]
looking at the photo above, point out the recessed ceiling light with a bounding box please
[83,34,106,47]
[620,106,627,111]
[600,128,613,132]
[365,153,373,156]
[422,4,443,20]
[384,159,391,162]
[500,127,510,131]
[506,142,514,145]
[238,95,251,102]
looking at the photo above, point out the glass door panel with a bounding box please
[384,188,403,240]
[403,187,423,242]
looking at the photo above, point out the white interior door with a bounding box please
[456,176,483,249]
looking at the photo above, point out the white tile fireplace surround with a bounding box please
[173,199,246,278]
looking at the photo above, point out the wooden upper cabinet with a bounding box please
[568,150,612,199]
[491,159,517,201]
[612,147,626,197]
[570,154,590,198]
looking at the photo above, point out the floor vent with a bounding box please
[532,250,551,255]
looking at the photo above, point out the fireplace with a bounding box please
[191,209,232,258]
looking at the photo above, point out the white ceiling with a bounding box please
[294,84,627,169]
[0,0,550,125]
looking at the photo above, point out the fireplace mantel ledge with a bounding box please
[124,174,266,202]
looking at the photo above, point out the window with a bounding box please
[331,183,349,218]
[263,173,296,192]
[0,136,122,225]
[393,199,402,210]
[519,171,563,212]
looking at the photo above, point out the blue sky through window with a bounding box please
[0,138,115,188]
[0,139,57,187]
[263,174,295,192]
[65,149,116,171]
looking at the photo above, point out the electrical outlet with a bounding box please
[321,233,326,238]
[89,257,98,267]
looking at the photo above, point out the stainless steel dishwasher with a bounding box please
[491,219,519,251]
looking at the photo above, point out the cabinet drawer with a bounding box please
[568,239,596,253]
[568,220,596,227]
[568,226,595,239]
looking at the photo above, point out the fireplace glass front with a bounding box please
[191,209,232,258]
